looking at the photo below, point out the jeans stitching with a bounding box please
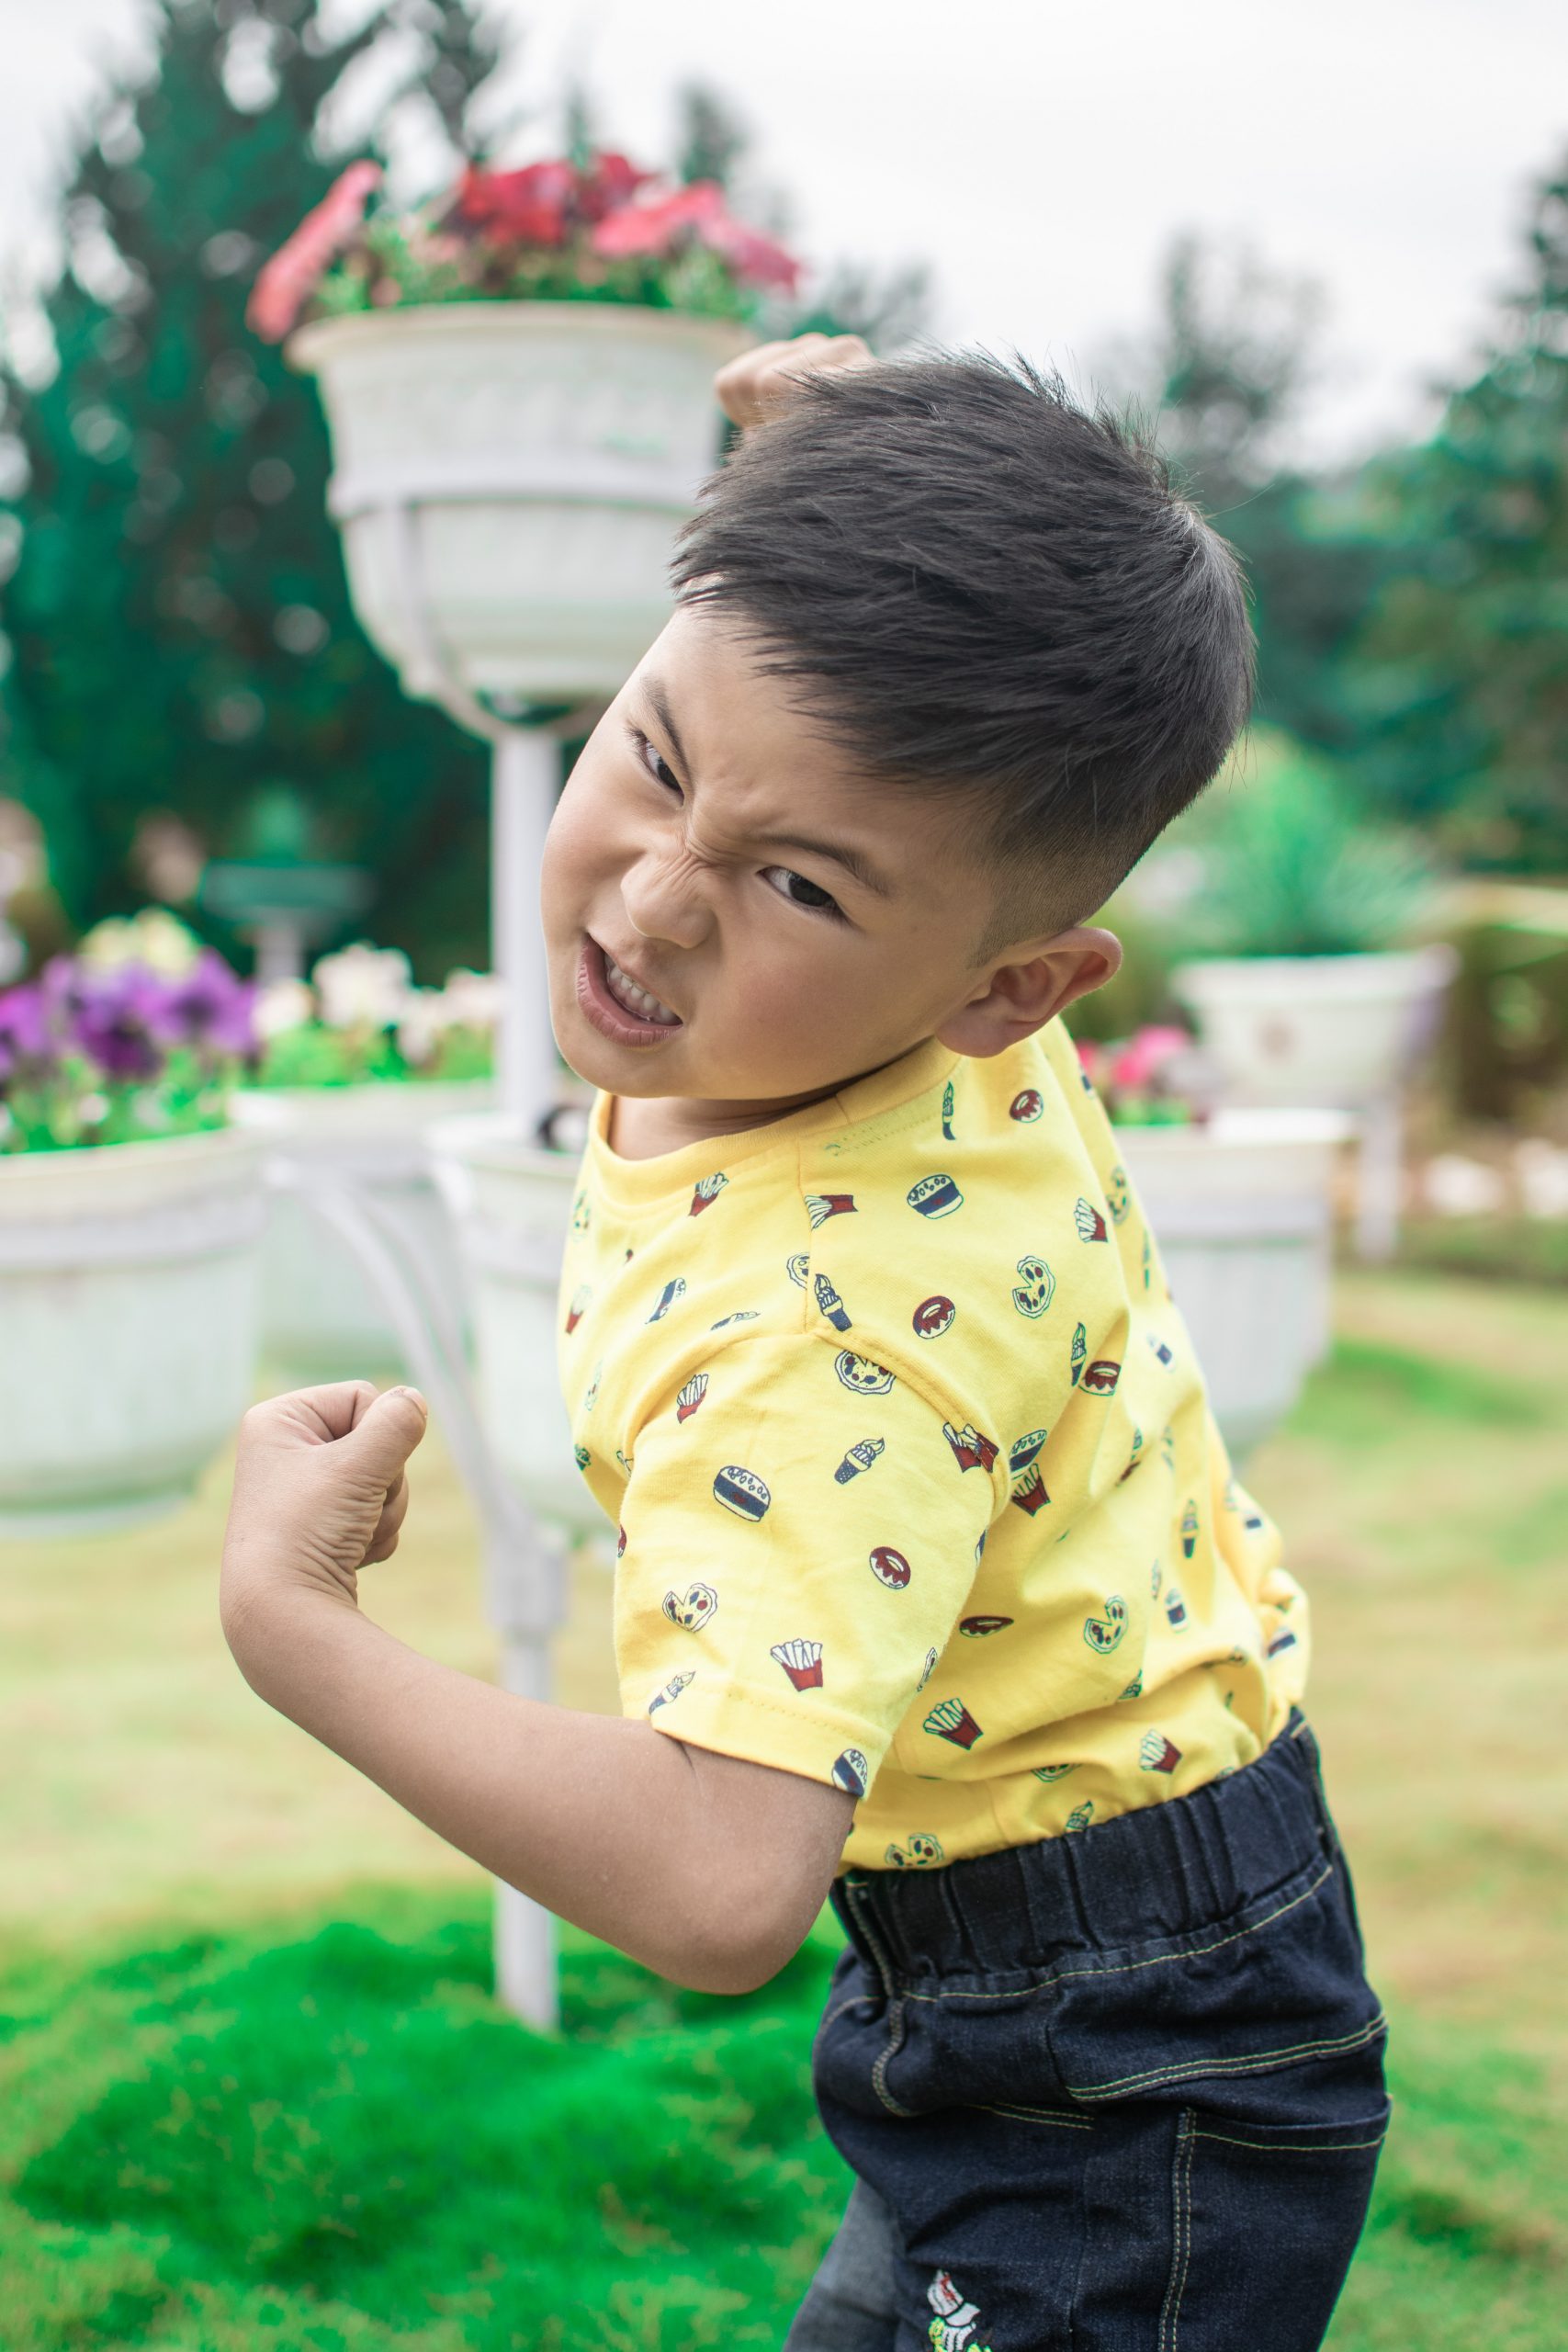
[1067,2011,1388,2099]
[894,1860,1336,2004]
[971,2101,1093,2131]
[1190,2126,1390,2154]
[871,1996,917,2116]
[1157,2108,1196,2352]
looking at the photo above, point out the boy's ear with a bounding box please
[934,927,1122,1060]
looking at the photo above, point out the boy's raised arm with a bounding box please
[219,1383,853,1996]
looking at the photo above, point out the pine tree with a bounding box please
[0,0,502,975]
[1347,146,1568,870]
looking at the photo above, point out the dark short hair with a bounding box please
[668,345,1255,952]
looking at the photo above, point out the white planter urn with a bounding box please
[1169,945,1458,1113]
[230,1081,492,1381]
[0,1127,268,1538]
[428,1116,603,1544]
[1120,1109,1353,1462]
[288,301,753,708]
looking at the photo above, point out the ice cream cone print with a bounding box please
[1181,1499,1200,1558]
[676,1374,709,1423]
[564,1283,591,1334]
[1108,1166,1131,1224]
[689,1171,728,1216]
[815,1272,852,1331]
[941,1079,956,1141]
[1142,1228,1153,1289]
[1065,1802,1095,1833]
[1165,1587,1188,1627]
[647,1277,685,1324]
[648,1671,693,1714]
[1140,1730,1182,1773]
[924,1696,983,1748]
[1070,1323,1087,1385]
[771,1638,824,1690]
[917,1645,939,1691]
[833,1437,885,1484]
[1075,1196,1109,1244]
[805,1193,857,1228]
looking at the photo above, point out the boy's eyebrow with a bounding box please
[640,673,897,900]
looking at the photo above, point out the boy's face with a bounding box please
[541,602,1116,1131]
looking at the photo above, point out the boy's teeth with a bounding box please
[604,954,679,1025]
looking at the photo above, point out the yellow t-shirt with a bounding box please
[557,1020,1308,1874]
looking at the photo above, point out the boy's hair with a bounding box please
[668,345,1255,957]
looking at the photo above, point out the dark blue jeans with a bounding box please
[784,1712,1389,2352]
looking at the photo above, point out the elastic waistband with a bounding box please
[833,1710,1337,1982]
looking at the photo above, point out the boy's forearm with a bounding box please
[222,1589,761,1994]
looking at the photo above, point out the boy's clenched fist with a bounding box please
[714,331,876,432]
[220,1380,428,1641]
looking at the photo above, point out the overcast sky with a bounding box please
[1,0,1564,471]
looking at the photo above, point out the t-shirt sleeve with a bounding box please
[614,1332,998,1799]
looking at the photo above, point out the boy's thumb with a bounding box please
[349,1386,429,1472]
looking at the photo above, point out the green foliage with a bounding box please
[1342,148,1568,871]
[1175,734,1438,958]
[0,0,498,978]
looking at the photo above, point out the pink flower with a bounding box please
[1108,1025,1194,1095]
[247,161,383,344]
[591,177,801,291]
[456,161,576,246]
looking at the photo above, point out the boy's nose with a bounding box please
[619,844,714,952]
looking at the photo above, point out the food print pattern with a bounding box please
[557,1022,1309,1874]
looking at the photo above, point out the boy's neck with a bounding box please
[606,1043,934,1162]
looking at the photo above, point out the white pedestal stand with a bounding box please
[259,503,609,2035]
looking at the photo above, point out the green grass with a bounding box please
[2,1890,1564,2352]
[2,1270,1565,2346]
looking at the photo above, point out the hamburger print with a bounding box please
[713,1464,771,1522]
[907,1171,964,1218]
[831,1747,870,1797]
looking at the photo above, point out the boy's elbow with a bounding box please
[676,1874,810,1997]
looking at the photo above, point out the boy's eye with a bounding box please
[625,719,846,922]
[761,866,842,918]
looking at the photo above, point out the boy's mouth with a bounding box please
[577,935,683,1046]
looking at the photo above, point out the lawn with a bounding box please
[1,1266,1563,2348]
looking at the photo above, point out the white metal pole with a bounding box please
[491,729,562,1139]
[492,1605,563,2035]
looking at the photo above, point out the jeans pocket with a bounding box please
[1045,1852,1386,2114]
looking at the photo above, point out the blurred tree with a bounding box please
[0,0,502,975]
[1345,146,1568,873]
[1109,231,1396,757]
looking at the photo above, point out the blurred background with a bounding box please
[0,5,1564,2347]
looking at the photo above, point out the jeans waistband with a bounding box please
[832,1709,1337,1982]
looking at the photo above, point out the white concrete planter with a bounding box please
[231,1081,492,1380]
[288,302,752,707]
[1120,1109,1353,1462]
[0,1126,267,1538]
[1169,945,1458,1112]
[428,1115,603,1543]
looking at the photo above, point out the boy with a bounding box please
[221,334,1388,2350]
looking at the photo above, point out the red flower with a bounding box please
[247,161,383,344]
[591,177,801,292]
[577,151,658,224]
[456,161,577,246]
